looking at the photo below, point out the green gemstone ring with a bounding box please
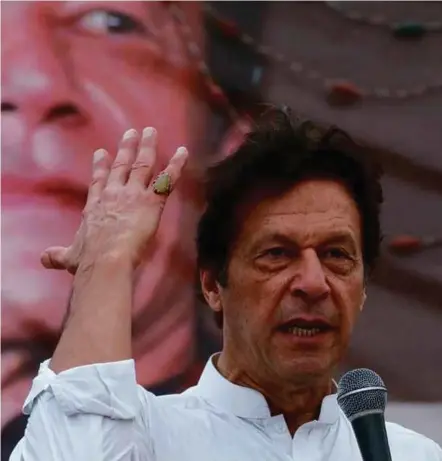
[152,172,172,195]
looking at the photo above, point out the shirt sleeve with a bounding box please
[430,440,442,461]
[9,359,154,461]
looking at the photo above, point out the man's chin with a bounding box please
[278,355,337,384]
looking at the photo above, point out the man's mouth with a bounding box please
[278,318,334,337]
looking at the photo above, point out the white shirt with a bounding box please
[10,355,442,461]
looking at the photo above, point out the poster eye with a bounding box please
[77,9,147,36]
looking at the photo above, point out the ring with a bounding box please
[152,172,172,195]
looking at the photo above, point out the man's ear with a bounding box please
[200,269,223,314]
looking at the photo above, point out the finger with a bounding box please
[107,128,139,185]
[41,246,70,270]
[128,127,157,187]
[85,148,111,210]
[150,146,189,198]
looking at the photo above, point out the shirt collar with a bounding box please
[193,354,340,424]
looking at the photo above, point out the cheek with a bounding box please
[54,40,195,168]
[225,270,282,337]
[72,40,191,120]
[332,277,364,338]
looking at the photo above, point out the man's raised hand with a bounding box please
[41,127,188,273]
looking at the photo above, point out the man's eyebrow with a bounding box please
[249,231,358,252]
[248,233,298,252]
[319,232,358,252]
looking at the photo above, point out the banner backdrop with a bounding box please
[2,1,442,458]
[1,2,230,457]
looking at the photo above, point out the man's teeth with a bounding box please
[289,326,321,337]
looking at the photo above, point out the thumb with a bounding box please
[41,246,71,270]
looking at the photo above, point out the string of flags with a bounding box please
[169,2,244,126]
[325,2,442,39]
[170,2,442,109]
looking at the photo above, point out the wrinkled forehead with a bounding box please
[234,179,362,245]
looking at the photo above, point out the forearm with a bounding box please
[50,253,134,373]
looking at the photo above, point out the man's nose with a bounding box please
[1,18,84,127]
[289,249,331,303]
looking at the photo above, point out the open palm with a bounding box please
[41,127,188,273]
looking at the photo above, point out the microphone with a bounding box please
[337,368,392,461]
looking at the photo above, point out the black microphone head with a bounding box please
[337,368,388,421]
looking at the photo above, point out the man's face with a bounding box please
[219,179,365,386]
[2,1,203,423]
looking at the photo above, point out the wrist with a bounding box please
[77,250,134,277]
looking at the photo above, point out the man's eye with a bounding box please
[77,10,147,36]
[322,248,351,260]
[263,247,289,258]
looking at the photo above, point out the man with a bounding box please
[10,108,442,460]
[1,2,221,454]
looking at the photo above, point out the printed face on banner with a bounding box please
[1,1,207,427]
